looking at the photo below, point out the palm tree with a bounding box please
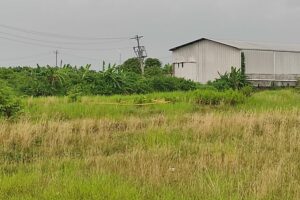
[46,65,66,86]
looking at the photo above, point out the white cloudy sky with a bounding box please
[0,0,300,69]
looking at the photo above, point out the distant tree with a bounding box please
[45,66,66,87]
[120,58,141,74]
[145,58,162,68]
[144,58,163,77]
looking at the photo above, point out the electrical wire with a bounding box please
[62,52,101,61]
[0,52,52,62]
[0,31,129,45]
[0,24,130,40]
[62,52,118,64]
[0,55,53,66]
[0,36,131,52]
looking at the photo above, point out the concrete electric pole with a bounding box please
[131,35,147,75]
[54,50,59,67]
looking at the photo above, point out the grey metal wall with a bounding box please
[243,50,274,74]
[172,42,199,82]
[201,40,241,83]
[172,40,241,83]
[275,52,300,75]
[244,50,300,81]
[172,40,300,84]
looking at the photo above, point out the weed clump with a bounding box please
[240,85,254,97]
[67,85,83,103]
[0,83,23,118]
[193,89,246,106]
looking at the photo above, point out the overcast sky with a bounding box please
[0,0,300,69]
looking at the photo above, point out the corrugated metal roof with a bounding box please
[170,38,300,53]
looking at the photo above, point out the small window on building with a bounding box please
[181,62,184,68]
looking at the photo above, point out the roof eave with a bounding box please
[169,38,241,51]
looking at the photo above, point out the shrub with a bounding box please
[177,78,199,91]
[67,85,83,102]
[149,76,198,92]
[222,90,247,105]
[210,67,249,91]
[240,85,254,97]
[0,84,23,118]
[145,66,164,77]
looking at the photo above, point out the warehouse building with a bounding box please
[170,38,300,86]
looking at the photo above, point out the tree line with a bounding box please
[0,58,199,97]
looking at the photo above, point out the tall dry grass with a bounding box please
[0,110,299,199]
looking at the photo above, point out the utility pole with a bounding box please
[54,50,59,67]
[131,35,147,75]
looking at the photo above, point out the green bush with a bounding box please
[67,85,84,103]
[193,89,246,106]
[210,67,249,91]
[0,84,23,118]
[149,76,198,92]
[240,85,254,97]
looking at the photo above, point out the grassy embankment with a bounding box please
[0,89,299,199]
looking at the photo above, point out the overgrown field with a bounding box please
[0,90,300,199]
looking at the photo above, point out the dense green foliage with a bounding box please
[0,82,22,118]
[0,59,198,97]
[119,58,141,74]
[209,67,249,91]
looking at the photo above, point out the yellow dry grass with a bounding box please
[0,110,299,199]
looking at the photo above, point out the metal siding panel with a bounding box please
[172,39,241,83]
[172,39,300,83]
[202,40,241,83]
[275,52,300,74]
[172,42,199,81]
[174,63,197,81]
[244,50,274,74]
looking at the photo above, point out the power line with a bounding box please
[62,52,118,65]
[0,54,53,66]
[0,24,130,40]
[0,31,129,45]
[62,52,102,61]
[0,36,131,52]
[0,52,52,62]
